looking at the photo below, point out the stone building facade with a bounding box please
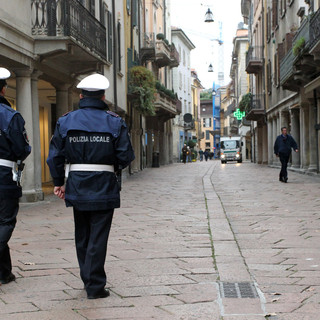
[242,0,320,174]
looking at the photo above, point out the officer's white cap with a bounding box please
[0,68,11,80]
[77,74,109,91]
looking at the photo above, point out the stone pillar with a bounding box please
[31,70,44,200]
[272,116,278,165]
[308,103,317,172]
[290,108,300,168]
[262,123,268,164]
[257,123,263,164]
[15,69,40,202]
[280,110,290,131]
[318,97,320,173]
[268,117,273,165]
[68,87,74,112]
[146,128,153,167]
[301,104,310,170]
[55,84,69,118]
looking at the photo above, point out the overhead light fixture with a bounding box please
[205,8,214,23]
[208,63,213,72]
[212,89,216,96]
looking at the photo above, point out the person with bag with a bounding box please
[47,74,134,299]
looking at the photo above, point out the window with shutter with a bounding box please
[117,22,122,72]
[107,10,113,63]
[89,0,95,15]
[132,0,138,27]
[280,0,286,17]
[267,8,271,42]
[285,32,294,54]
[100,0,105,26]
[267,60,272,94]
[274,53,279,88]
[127,0,131,14]
[272,0,278,30]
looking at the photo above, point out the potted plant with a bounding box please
[128,66,156,116]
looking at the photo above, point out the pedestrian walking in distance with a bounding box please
[274,126,298,183]
[199,148,204,161]
[47,74,135,299]
[0,67,31,285]
[181,143,187,164]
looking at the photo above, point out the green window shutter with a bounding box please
[132,0,138,27]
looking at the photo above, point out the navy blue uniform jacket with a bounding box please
[274,134,298,156]
[46,97,135,211]
[0,96,31,199]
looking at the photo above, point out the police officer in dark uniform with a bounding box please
[0,67,31,284]
[47,74,135,299]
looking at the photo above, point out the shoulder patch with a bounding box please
[107,110,120,118]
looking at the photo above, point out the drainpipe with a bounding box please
[112,0,118,112]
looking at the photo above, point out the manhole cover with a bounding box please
[220,282,258,299]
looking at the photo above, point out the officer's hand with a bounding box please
[54,186,65,200]
[295,149,298,153]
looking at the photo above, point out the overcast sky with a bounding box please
[169,0,244,89]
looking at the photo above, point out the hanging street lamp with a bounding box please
[204,8,214,23]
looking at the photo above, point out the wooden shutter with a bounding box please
[272,0,278,30]
[117,22,121,72]
[107,10,113,62]
[285,32,294,53]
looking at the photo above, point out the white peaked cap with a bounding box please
[76,74,110,91]
[0,67,11,80]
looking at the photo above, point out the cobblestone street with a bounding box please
[1,161,320,320]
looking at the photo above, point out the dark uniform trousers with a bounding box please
[0,198,19,279]
[279,153,290,180]
[73,208,114,296]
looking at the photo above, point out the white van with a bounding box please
[220,136,243,164]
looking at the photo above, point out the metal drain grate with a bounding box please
[220,282,258,299]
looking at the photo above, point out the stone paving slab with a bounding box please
[1,161,320,319]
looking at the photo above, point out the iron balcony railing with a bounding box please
[141,32,156,49]
[245,93,265,121]
[310,8,320,51]
[280,15,312,87]
[292,15,311,61]
[31,0,106,59]
[280,47,294,85]
[245,46,264,73]
[176,99,182,114]
[250,94,265,111]
[170,45,180,67]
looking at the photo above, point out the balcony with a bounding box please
[310,8,320,55]
[155,40,172,67]
[140,32,156,62]
[140,33,176,68]
[280,15,320,91]
[169,45,180,68]
[154,92,179,120]
[176,99,182,114]
[246,46,264,74]
[245,94,265,121]
[31,0,107,79]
